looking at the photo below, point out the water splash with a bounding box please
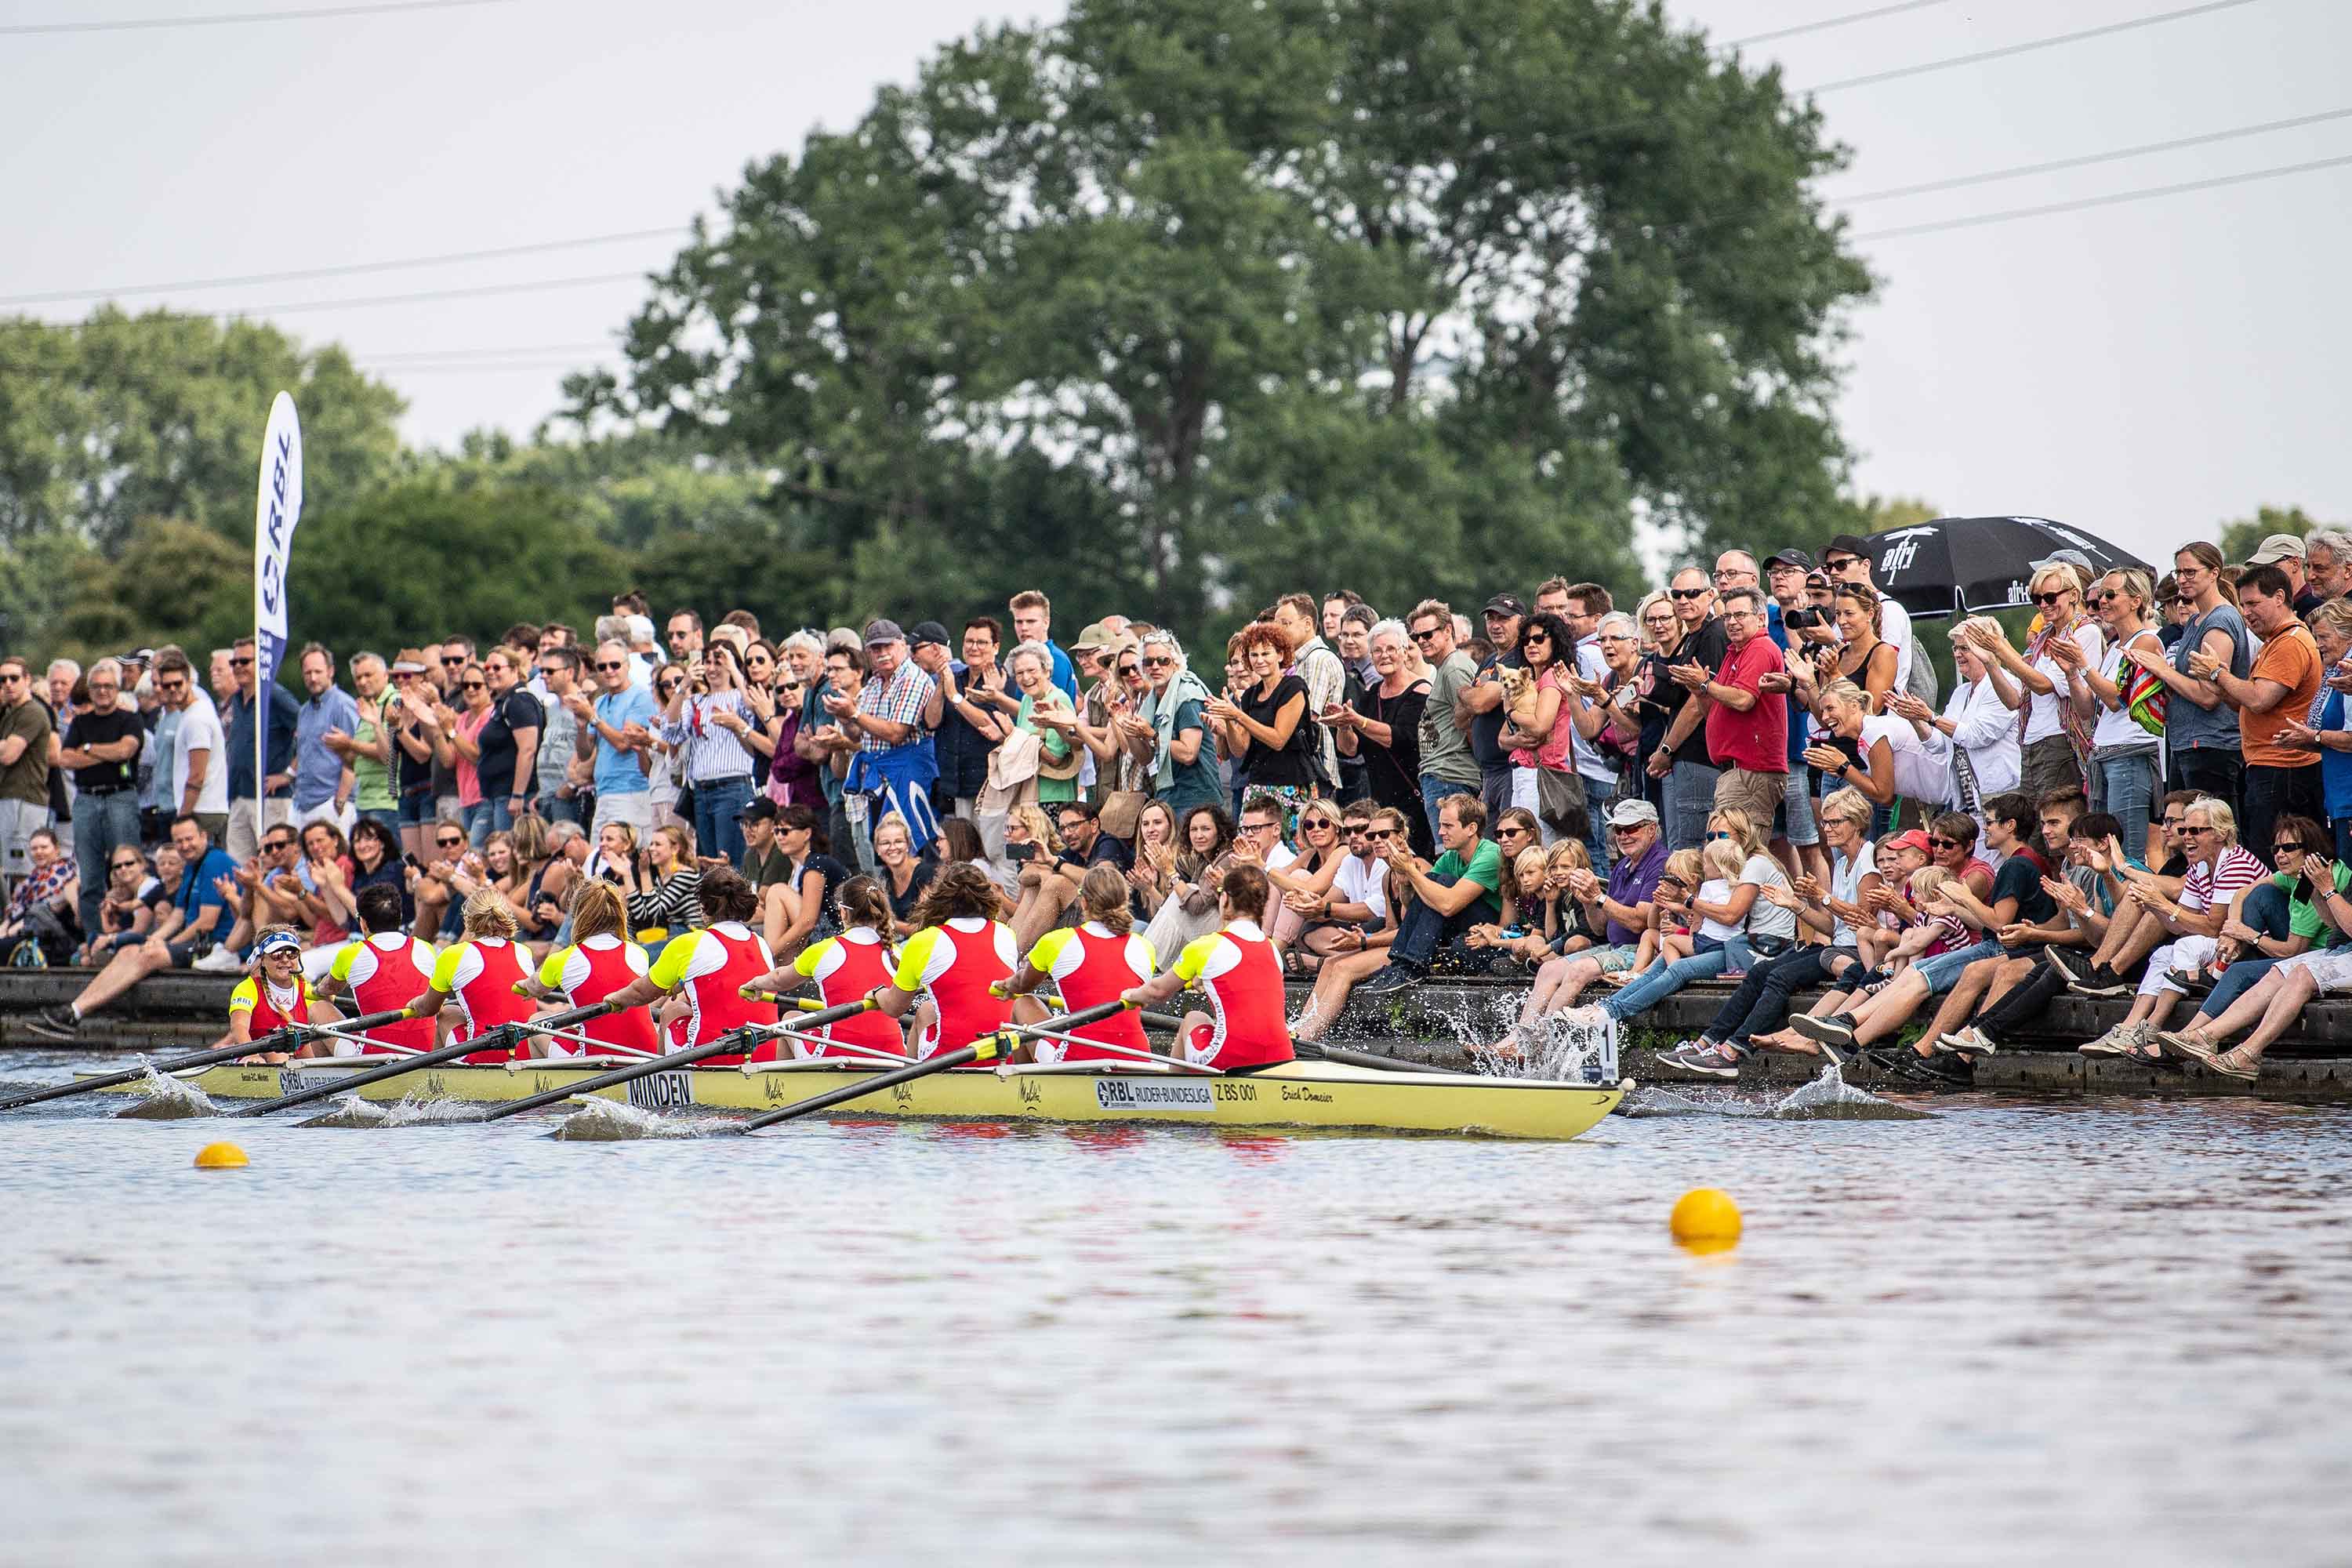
[295,1094,486,1129]
[1766,1061,1935,1121]
[1463,1013,1614,1086]
[547,1098,737,1142]
[114,1065,218,1120]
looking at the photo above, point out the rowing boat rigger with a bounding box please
[86,1057,1623,1141]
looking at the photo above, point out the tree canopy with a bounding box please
[571,0,1875,641]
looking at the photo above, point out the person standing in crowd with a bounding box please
[1688,587,1788,826]
[1206,620,1317,823]
[531,644,585,824]
[1331,604,1376,804]
[56,659,141,943]
[153,648,229,846]
[920,619,1005,823]
[665,609,704,668]
[832,619,941,865]
[2129,541,2249,808]
[1007,589,1078,699]
[2060,568,2165,862]
[572,640,659,837]
[2246,534,2311,615]
[2279,600,2352,862]
[658,638,756,866]
[1329,619,1433,860]
[1406,600,1482,844]
[2305,530,2352,608]
[1820,532,1920,699]
[324,652,398,841]
[1457,593,1528,827]
[2199,562,2322,866]
[223,637,300,863]
[208,648,237,712]
[1646,567,1727,851]
[0,655,54,893]
[1271,593,1345,797]
[1969,563,2102,802]
[289,644,358,837]
[1503,612,1574,845]
[1126,630,1222,819]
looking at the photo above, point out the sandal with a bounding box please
[2209,1047,2260,1082]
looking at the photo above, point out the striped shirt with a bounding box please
[659,691,758,784]
[627,867,707,932]
[2181,846,2266,914]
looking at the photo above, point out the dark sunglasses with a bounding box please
[1142,654,1174,667]
[594,661,624,673]
[441,655,466,665]
[1669,588,1708,601]
[538,665,564,677]
[1117,664,1140,677]
[1610,823,1647,836]
[1364,828,1395,840]
[1497,825,1531,837]
[111,858,141,869]
[1706,830,1731,841]
[2274,841,2307,853]
[461,681,485,691]
[2031,591,2069,608]
[1928,837,1963,850]
[158,677,187,691]
[1409,628,1443,642]
[435,834,465,847]
[263,839,294,851]
[230,655,253,667]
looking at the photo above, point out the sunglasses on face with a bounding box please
[2183,825,2220,837]
[441,656,466,666]
[594,662,623,673]
[1365,828,1394,840]
[436,835,465,848]
[111,858,140,869]
[2031,592,2069,608]
[1117,665,1140,678]
[1929,837,1962,851]
[1610,823,1646,836]
[1409,628,1442,642]
[263,840,293,852]
[2274,842,2306,854]
[461,681,485,691]
[1142,654,1174,667]
[158,677,186,691]
[2163,818,2186,829]
[230,656,253,667]
[1706,830,1731,840]
[1669,588,1708,601]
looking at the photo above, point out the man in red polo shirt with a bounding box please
[1669,586,1788,826]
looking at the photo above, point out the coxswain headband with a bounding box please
[256,932,303,960]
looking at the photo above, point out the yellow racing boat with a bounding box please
[85,1055,1623,1141]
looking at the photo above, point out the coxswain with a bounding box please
[230,927,343,1063]
[516,880,659,1058]
[870,861,1015,1058]
[999,863,1155,1063]
[310,884,436,1057]
[402,888,538,1063]
[741,876,909,1062]
[599,868,777,1066]
[1120,863,1294,1071]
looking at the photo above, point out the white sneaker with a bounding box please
[191,946,244,974]
[2078,1022,2147,1056]
[1936,1026,1997,1056]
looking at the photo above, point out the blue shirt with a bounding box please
[592,686,659,797]
[292,687,361,809]
[226,683,300,799]
[1045,640,1078,702]
[173,847,237,942]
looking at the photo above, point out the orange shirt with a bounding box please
[2241,622,2321,768]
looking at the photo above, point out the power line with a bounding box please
[1725,0,1949,49]
[0,0,512,35]
[352,341,615,362]
[209,270,648,316]
[1851,150,2352,239]
[1813,0,2269,93]
[1842,103,2352,203]
[0,228,685,309]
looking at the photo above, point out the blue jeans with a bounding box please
[1664,760,1718,851]
[1602,937,1751,1022]
[1579,775,1616,868]
[1417,773,1479,847]
[2195,883,2295,1018]
[461,800,494,848]
[361,807,405,841]
[536,791,583,826]
[2090,749,2159,871]
[1916,938,2003,994]
[73,789,140,944]
[693,775,755,866]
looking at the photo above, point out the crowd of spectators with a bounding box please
[5,528,2350,1083]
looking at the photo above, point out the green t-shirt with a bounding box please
[2274,862,2352,945]
[1432,837,1505,920]
[350,691,397,811]
[1417,651,1481,788]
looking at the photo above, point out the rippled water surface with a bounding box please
[2,1054,2348,1566]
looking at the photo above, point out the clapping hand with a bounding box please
[2281,718,2324,750]
[2125,644,2171,676]
[2220,916,2259,945]
[1756,670,1794,695]
[2046,634,2085,671]
[2042,877,2089,915]
[2186,648,2225,681]
[1759,882,1803,910]
[1668,659,1708,691]
[1802,743,1846,772]
[1889,692,1932,723]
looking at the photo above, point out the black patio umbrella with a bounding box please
[1857,516,2152,621]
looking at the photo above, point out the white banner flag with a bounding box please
[252,391,305,695]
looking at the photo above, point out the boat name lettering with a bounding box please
[626,1072,695,1112]
[1094,1078,1213,1112]
[1279,1085,1334,1105]
[1213,1080,1257,1103]
[277,1069,328,1094]
[1018,1078,1043,1105]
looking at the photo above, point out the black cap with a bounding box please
[1823,533,1873,564]
[736,797,779,826]
[862,618,905,646]
[1483,593,1529,619]
[908,620,949,650]
[1763,548,1816,572]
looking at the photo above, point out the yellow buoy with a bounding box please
[193,1142,249,1170]
[1670,1187,1740,1250]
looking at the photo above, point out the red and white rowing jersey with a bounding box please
[648,920,778,1066]
[325,931,437,1054]
[430,936,537,1063]
[891,917,1017,1058]
[536,934,659,1056]
[1022,922,1154,1062]
[1172,919,1292,1069]
[776,927,905,1061]
[229,975,309,1040]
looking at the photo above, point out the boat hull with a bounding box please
[87,1058,1621,1140]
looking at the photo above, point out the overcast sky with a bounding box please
[5,0,2345,572]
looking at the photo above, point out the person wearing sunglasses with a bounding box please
[1819,532,1918,698]
[1120,630,1223,821]
[82,842,169,964]
[21,815,236,1042]
[2190,561,2325,873]
[564,639,660,840]
[1961,563,2102,806]
[1642,568,1727,853]
[223,635,302,866]
[1325,620,1436,860]
[56,655,143,942]
[150,648,230,847]
[0,655,54,896]
[1401,601,1483,844]
[2053,568,2167,864]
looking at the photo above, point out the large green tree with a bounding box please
[2218,504,2334,566]
[571,0,1872,642]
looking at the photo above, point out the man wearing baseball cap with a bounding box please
[1460,593,1530,824]
[822,619,942,866]
[1821,533,1923,704]
[2246,533,2323,617]
[735,796,792,890]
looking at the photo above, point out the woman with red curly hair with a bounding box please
[1203,619,1318,826]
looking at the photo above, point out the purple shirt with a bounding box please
[1604,837,1666,946]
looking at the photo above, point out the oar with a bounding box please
[229,1001,618,1119]
[0,1007,416,1112]
[1134,1009,1448,1074]
[476,998,878,1123]
[736,999,1131,1133]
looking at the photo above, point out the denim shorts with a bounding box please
[1914,938,2002,995]
[397,786,437,827]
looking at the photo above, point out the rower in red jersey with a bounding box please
[312,886,436,1056]
[741,876,907,1062]
[404,890,537,1063]
[1121,863,1294,1072]
[229,926,345,1062]
[602,869,778,1067]
[517,880,658,1058]
[1000,863,1154,1063]
[871,861,1016,1058]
